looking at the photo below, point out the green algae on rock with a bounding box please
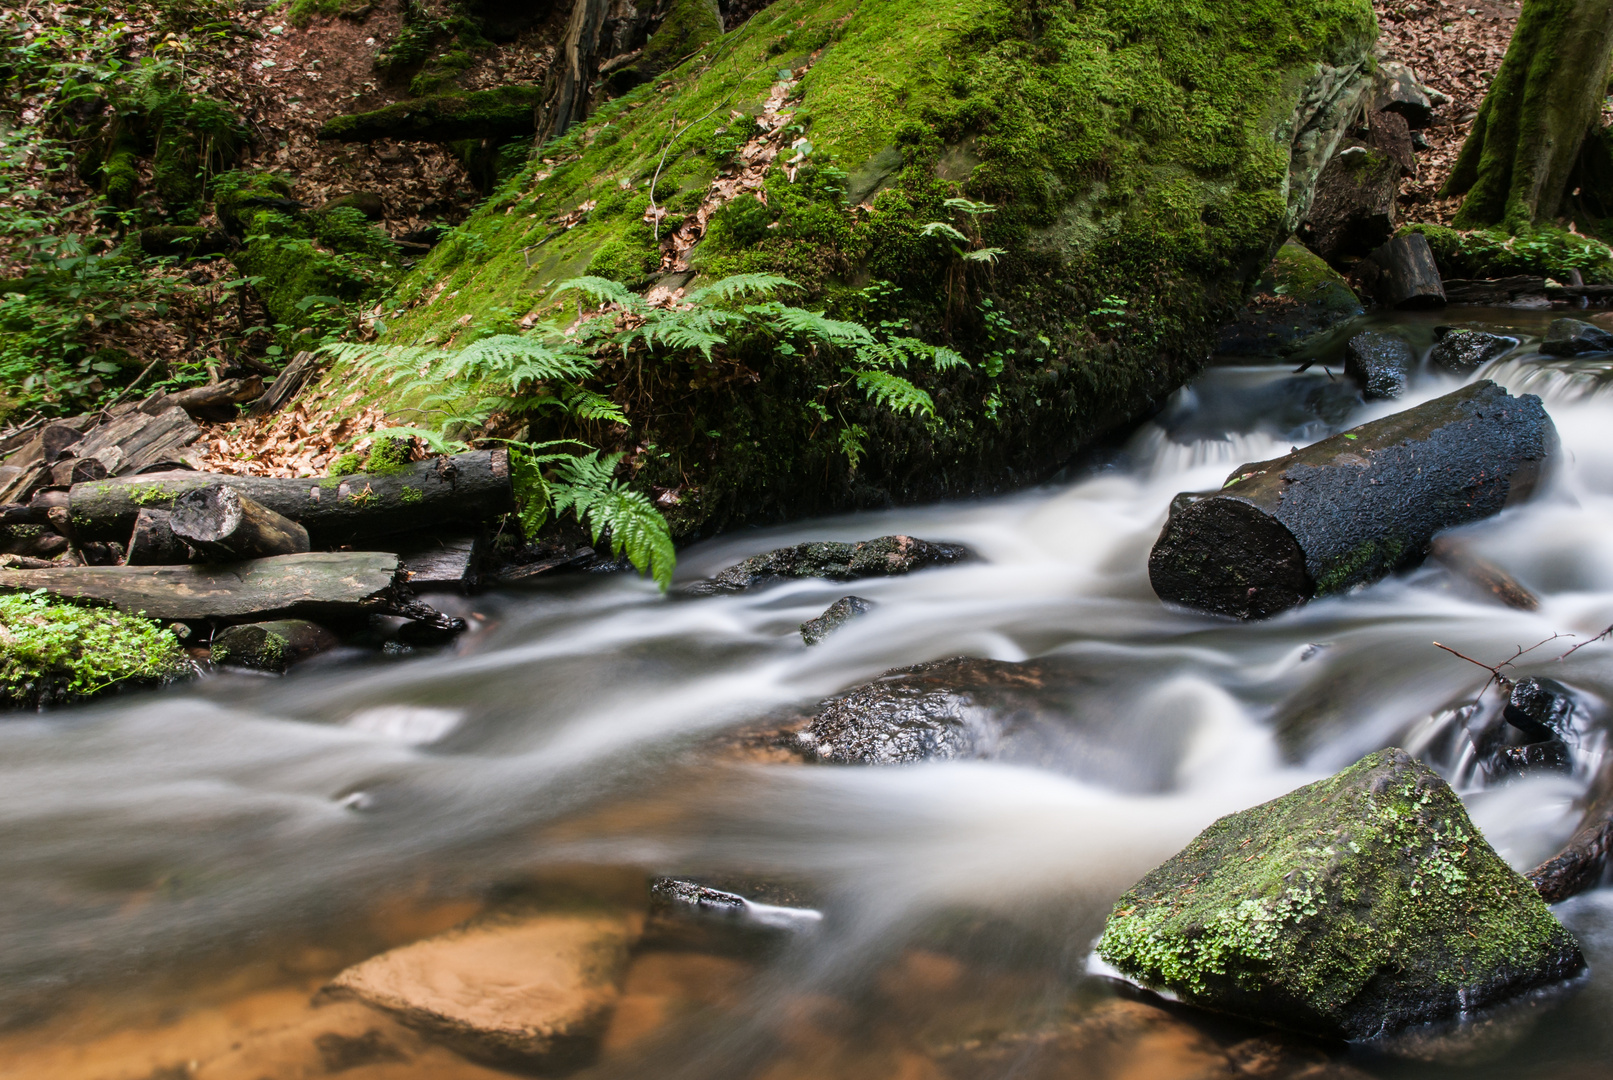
[351,0,1378,537]
[1096,748,1584,1041]
[0,591,189,710]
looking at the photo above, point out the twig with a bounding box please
[1433,632,1567,702]
[1558,624,1613,661]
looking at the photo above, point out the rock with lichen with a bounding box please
[1096,748,1584,1041]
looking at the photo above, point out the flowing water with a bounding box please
[5,308,1613,1079]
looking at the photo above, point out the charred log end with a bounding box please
[1148,496,1313,619]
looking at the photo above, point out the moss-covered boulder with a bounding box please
[358,0,1377,536]
[1216,238,1363,357]
[1096,748,1584,1041]
[0,591,190,710]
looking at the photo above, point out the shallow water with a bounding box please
[4,307,1613,1079]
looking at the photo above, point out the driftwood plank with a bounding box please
[0,552,402,620]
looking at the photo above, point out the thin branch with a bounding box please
[1559,624,1613,661]
[1433,632,1568,703]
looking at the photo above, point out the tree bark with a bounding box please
[1149,382,1557,619]
[170,485,311,561]
[1444,0,1613,232]
[69,449,512,544]
[126,508,191,566]
[0,552,403,621]
[536,0,610,145]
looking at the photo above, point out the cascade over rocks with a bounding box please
[1150,382,1556,619]
[1096,749,1585,1041]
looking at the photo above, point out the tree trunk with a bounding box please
[536,0,610,145]
[170,485,311,561]
[1444,0,1613,232]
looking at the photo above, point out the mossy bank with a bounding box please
[340,0,1377,536]
[0,591,190,710]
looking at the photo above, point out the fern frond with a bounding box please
[684,273,797,304]
[920,221,969,243]
[838,423,867,474]
[963,247,1006,264]
[561,385,629,424]
[932,346,970,371]
[588,486,676,590]
[853,369,935,418]
[362,426,468,455]
[748,302,875,347]
[554,275,641,310]
[942,197,997,216]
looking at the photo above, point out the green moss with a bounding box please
[317,85,545,144]
[329,451,365,476]
[639,0,724,78]
[1097,748,1581,1039]
[400,484,424,504]
[1313,535,1403,595]
[1400,221,1613,284]
[0,591,188,708]
[102,133,141,210]
[363,437,411,474]
[352,0,1376,537]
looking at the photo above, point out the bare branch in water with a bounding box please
[1433,632,1568,703]
[1559,624,1613,661]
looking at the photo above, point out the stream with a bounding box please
[4,307,1613,1079]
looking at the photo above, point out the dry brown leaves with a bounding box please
[194,386,391,477]
[1374,0,1521,223]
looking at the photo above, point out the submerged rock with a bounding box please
[1343,330,1415,399]
[1096,749,1584,1041]
[1216,239,1364,358]
[1540,317,1613,357]
[1430,329,1515,374]
[325,909,642,1069]
[801,595,873,645]
[210,619,336,673]
[688,535,971,595]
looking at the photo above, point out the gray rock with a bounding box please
[688,535,972,595]
[1096,748,1585,1041]
[1505,676,1576,741]
[1429,328,1515,373]
[801,595,873,645]
[1540,317,1613,357]
[1343,330,1414,399]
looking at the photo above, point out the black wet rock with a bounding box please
[1343,330,1415,399]
[1540,317,1613,357]
[688,535,972,595]
[1489,739,1573,777]
[801,596,873,645]
[1096,748,1585,1041]
[1430,328,1516,373]
[1505,676,1576,741]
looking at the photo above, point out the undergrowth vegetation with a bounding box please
[0,590,186,706]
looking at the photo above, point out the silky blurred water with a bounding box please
[3,307,1613,1078]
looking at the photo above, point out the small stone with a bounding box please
[1096,748,1583,1041]
[801,595,873,645]
[1429,328,1515,373]
[1505,676,1576,741]
[326,910,642,1069]
[1487,739,1573,778]
[1540,317,1613,357]
[1343,330,1415,399]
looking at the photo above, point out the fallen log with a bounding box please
[1529,754,1613,903]
[1149,381,1556,619]
[210,619,337,672]
[1428,534,1539,610]
[69,449,513,543]
[74,405,203,476]
[1370,233,1446,309]
[125,508,190,566]
[0,552,403,621]
[144,376,265,421]
[317,85,545,144]
[170,485,310,561]
[46,456,106,487]
[247,350,321,417]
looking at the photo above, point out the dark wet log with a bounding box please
[1543,283,1613,304]
[69,449,513,544]
[1370,233,1446,309]
[247,350,321,417]
[74,405,202,476]
[0,552,403,621]
[210,619,337,672]
[0,502,45,526]
[135,225,232,259]
[536,0,609,144]
[125,508,191,566]
[397,531,481,592]
[317,85,546,144]
[688,535,973,595]
[145,376,265,421]
[1150,381,1556,619]
[0,465,44,506]
[1442,276,1549,304]
[1529,754,1613,903]
[1428,534,1539,610]
[170,485,310,561]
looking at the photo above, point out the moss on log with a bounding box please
[353,0,1377,537]
[1149,382,1556,619]
[1097,748,1584,1040]
[68,449,512,544]
[318,86,546,144]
